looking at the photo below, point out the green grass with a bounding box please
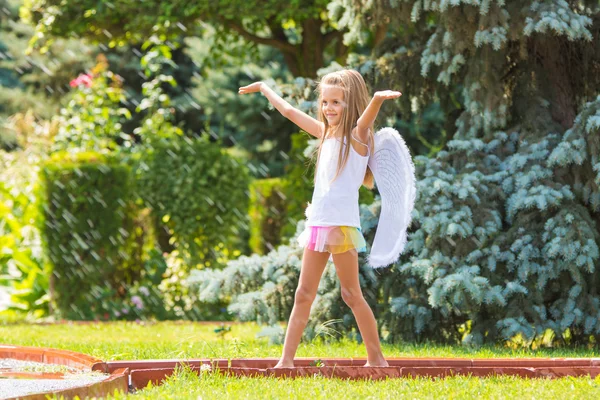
[110,366,600,400]
[1,321,600,399]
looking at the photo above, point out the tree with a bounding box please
[333,0,600,344]
[20,0,386,77]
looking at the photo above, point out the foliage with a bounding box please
[51,55,133,154]
[279,132,317,239]
[0,111,57,318]
[38,151,145,320]
[1,0,95,101]
[133,133,251,267]
[158,250,232,321]
[21,0,355,77]
[248,178,287,255]
[102,249,174,321]
[0,0,95,150]
[79,248,229,322]
[102,37,203,145]
[1,14,258,322]
[124,38,253,268]
[189,47,296,177]
[330,0,600,345]
[0,180,51,318]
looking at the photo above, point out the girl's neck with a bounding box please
[325,126,343,139]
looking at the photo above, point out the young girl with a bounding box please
[239,69,401,368]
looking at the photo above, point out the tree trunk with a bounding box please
[276,18,327,78]
[276,18,348,78]
[536,37,577,129]
[300,18,324,78]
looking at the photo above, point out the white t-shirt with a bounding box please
[306,136,370,228]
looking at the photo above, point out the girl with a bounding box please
[239,69,401,368]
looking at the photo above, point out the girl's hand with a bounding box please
[238,82,264,95]
[374,90,402,100]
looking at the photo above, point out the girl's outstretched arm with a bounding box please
[239,82,324,138]
[355,90,402,142]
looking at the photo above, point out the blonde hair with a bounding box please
[314,69,375,189]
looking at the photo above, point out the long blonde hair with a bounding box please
[314,69,375,189]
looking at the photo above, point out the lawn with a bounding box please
[1,321,600,399]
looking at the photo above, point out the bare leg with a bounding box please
[332,250,389,367]
[273,247,330,368]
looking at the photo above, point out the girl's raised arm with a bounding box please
[239,82,324,138]
[355,90,402,142]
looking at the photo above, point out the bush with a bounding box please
[279,132,315,240]
[158,249,232,321]
[248,178,287,255]
[0,181,50,318]
[38,151,145,320]
[134,135,251,268]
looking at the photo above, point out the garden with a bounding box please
[1,0,600,398]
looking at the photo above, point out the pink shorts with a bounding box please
[297,225,367,254]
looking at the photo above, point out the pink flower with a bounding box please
[131,295,144,310]
[70,73,93,88]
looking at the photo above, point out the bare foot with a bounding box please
[273,360,294,368]
[363,360,389,367]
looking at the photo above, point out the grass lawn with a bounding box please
[1,320,600,399]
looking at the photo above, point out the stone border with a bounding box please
[105,356,600,388]
[0,345,128,400]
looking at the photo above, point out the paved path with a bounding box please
[0,359,107,399]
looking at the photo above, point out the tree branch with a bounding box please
[267,20,289,44]
[223,20,296,54]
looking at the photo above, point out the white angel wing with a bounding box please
[366,127,417,268]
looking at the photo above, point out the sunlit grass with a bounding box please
[105,365,600,400]
[2,321,600,399]
[1,321,599,361]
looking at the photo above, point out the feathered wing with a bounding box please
[366,127,417,268]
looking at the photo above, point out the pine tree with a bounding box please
[330,0,600,344]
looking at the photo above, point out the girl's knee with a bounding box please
[341,286,363,307]
[295,285,316,304]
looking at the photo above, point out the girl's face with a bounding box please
[321,85,345,129]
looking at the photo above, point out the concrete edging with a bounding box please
[0,345,128,400]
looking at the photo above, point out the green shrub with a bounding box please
[0,181,50,318]
[158,249,232,321]
[134,135,251,268]
[248,178,286,255]
[38,151,145,320]
[279,132,315,240]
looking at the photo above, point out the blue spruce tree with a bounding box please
[331,0,600,345]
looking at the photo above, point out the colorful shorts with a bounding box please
[297,225,367,254]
